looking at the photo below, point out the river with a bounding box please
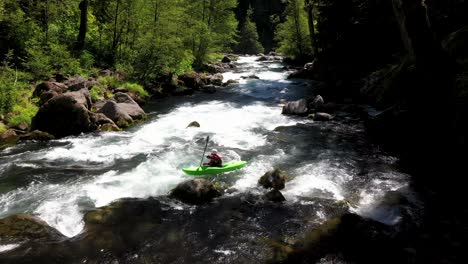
[0,56,414,262]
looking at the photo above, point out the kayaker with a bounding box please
[204,149,223,167]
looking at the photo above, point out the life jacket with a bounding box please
[210,153,223,163]
[208,153,222,166]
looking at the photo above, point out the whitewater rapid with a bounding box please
[0,56,410,238]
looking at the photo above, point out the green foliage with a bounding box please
[237,8,264,55]
[7,102,39,127]
[0,122,7,133]
[275,0,312,59]
[90,85,105,101]
[122,83,149,98]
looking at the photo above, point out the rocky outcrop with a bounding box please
[0,214,65,243]
[282,99,309,116]
[259,169,287,190]
[276,210,424,264]
[170,179,221,205]
[33,81,68,105]
[178,72,206,90]
[78,198,162,252]
[0,129,18,146]
[208,73,224,86]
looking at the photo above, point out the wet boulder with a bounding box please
[187,121,201,128]
[0,214,65,243]
[282,99,309,116]
[97,101,133,128]
[223,79,239,86]
[178,72,206,90]
[90,112,119,131]
[309,95,325,112]
[264,189,286,203]
[208,73,224,86]
[79,198,162,251]
[201,84,217,94]
[0,129,18,146]
[259,168,287,190]
[221,56,232,63]
[257,56,269,61]
[172,86,195,96]
[312,112,334,121]
[281,213,398,264]
[31,94,95,138]
[18,130,55,141]
[170,179,221,205]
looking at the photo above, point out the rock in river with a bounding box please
[170,179,221,205]
[259,168,287,190]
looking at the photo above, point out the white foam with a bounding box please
[0,244,20,253]
[352,175,409,225]
[283,161,352,201]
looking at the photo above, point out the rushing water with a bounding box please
[0,57,412,251]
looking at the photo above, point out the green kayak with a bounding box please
[182,161,248,176]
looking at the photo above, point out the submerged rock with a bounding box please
[170,179,221,205]
[264,189,286,203]
[259,168,287,190]
[187,121,201,128]
[0,214,65,243]
[312,112,334,121]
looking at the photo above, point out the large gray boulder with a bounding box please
[97,101,133,128]
[31,94,95,138]
[65,88,92,110]
[282,99,309,116]
[170,179,221,205]
[112,93,146,120]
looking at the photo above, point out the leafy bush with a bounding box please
[0,122,7,133]
[7,102,38,127]
[122,82,149,97]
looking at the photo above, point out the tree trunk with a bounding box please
[76,0,89,50]
[112,0,121,54]
[305,0,318,56]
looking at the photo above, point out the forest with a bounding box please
[1,0,468,263]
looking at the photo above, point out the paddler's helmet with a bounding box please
[211,149,217,154]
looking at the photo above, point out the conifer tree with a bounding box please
[237,7,264,55]
[275,0,311,59]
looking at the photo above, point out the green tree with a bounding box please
[275,0,312,59]
[237,7,264,55]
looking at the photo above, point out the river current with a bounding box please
[0,57,412,257]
